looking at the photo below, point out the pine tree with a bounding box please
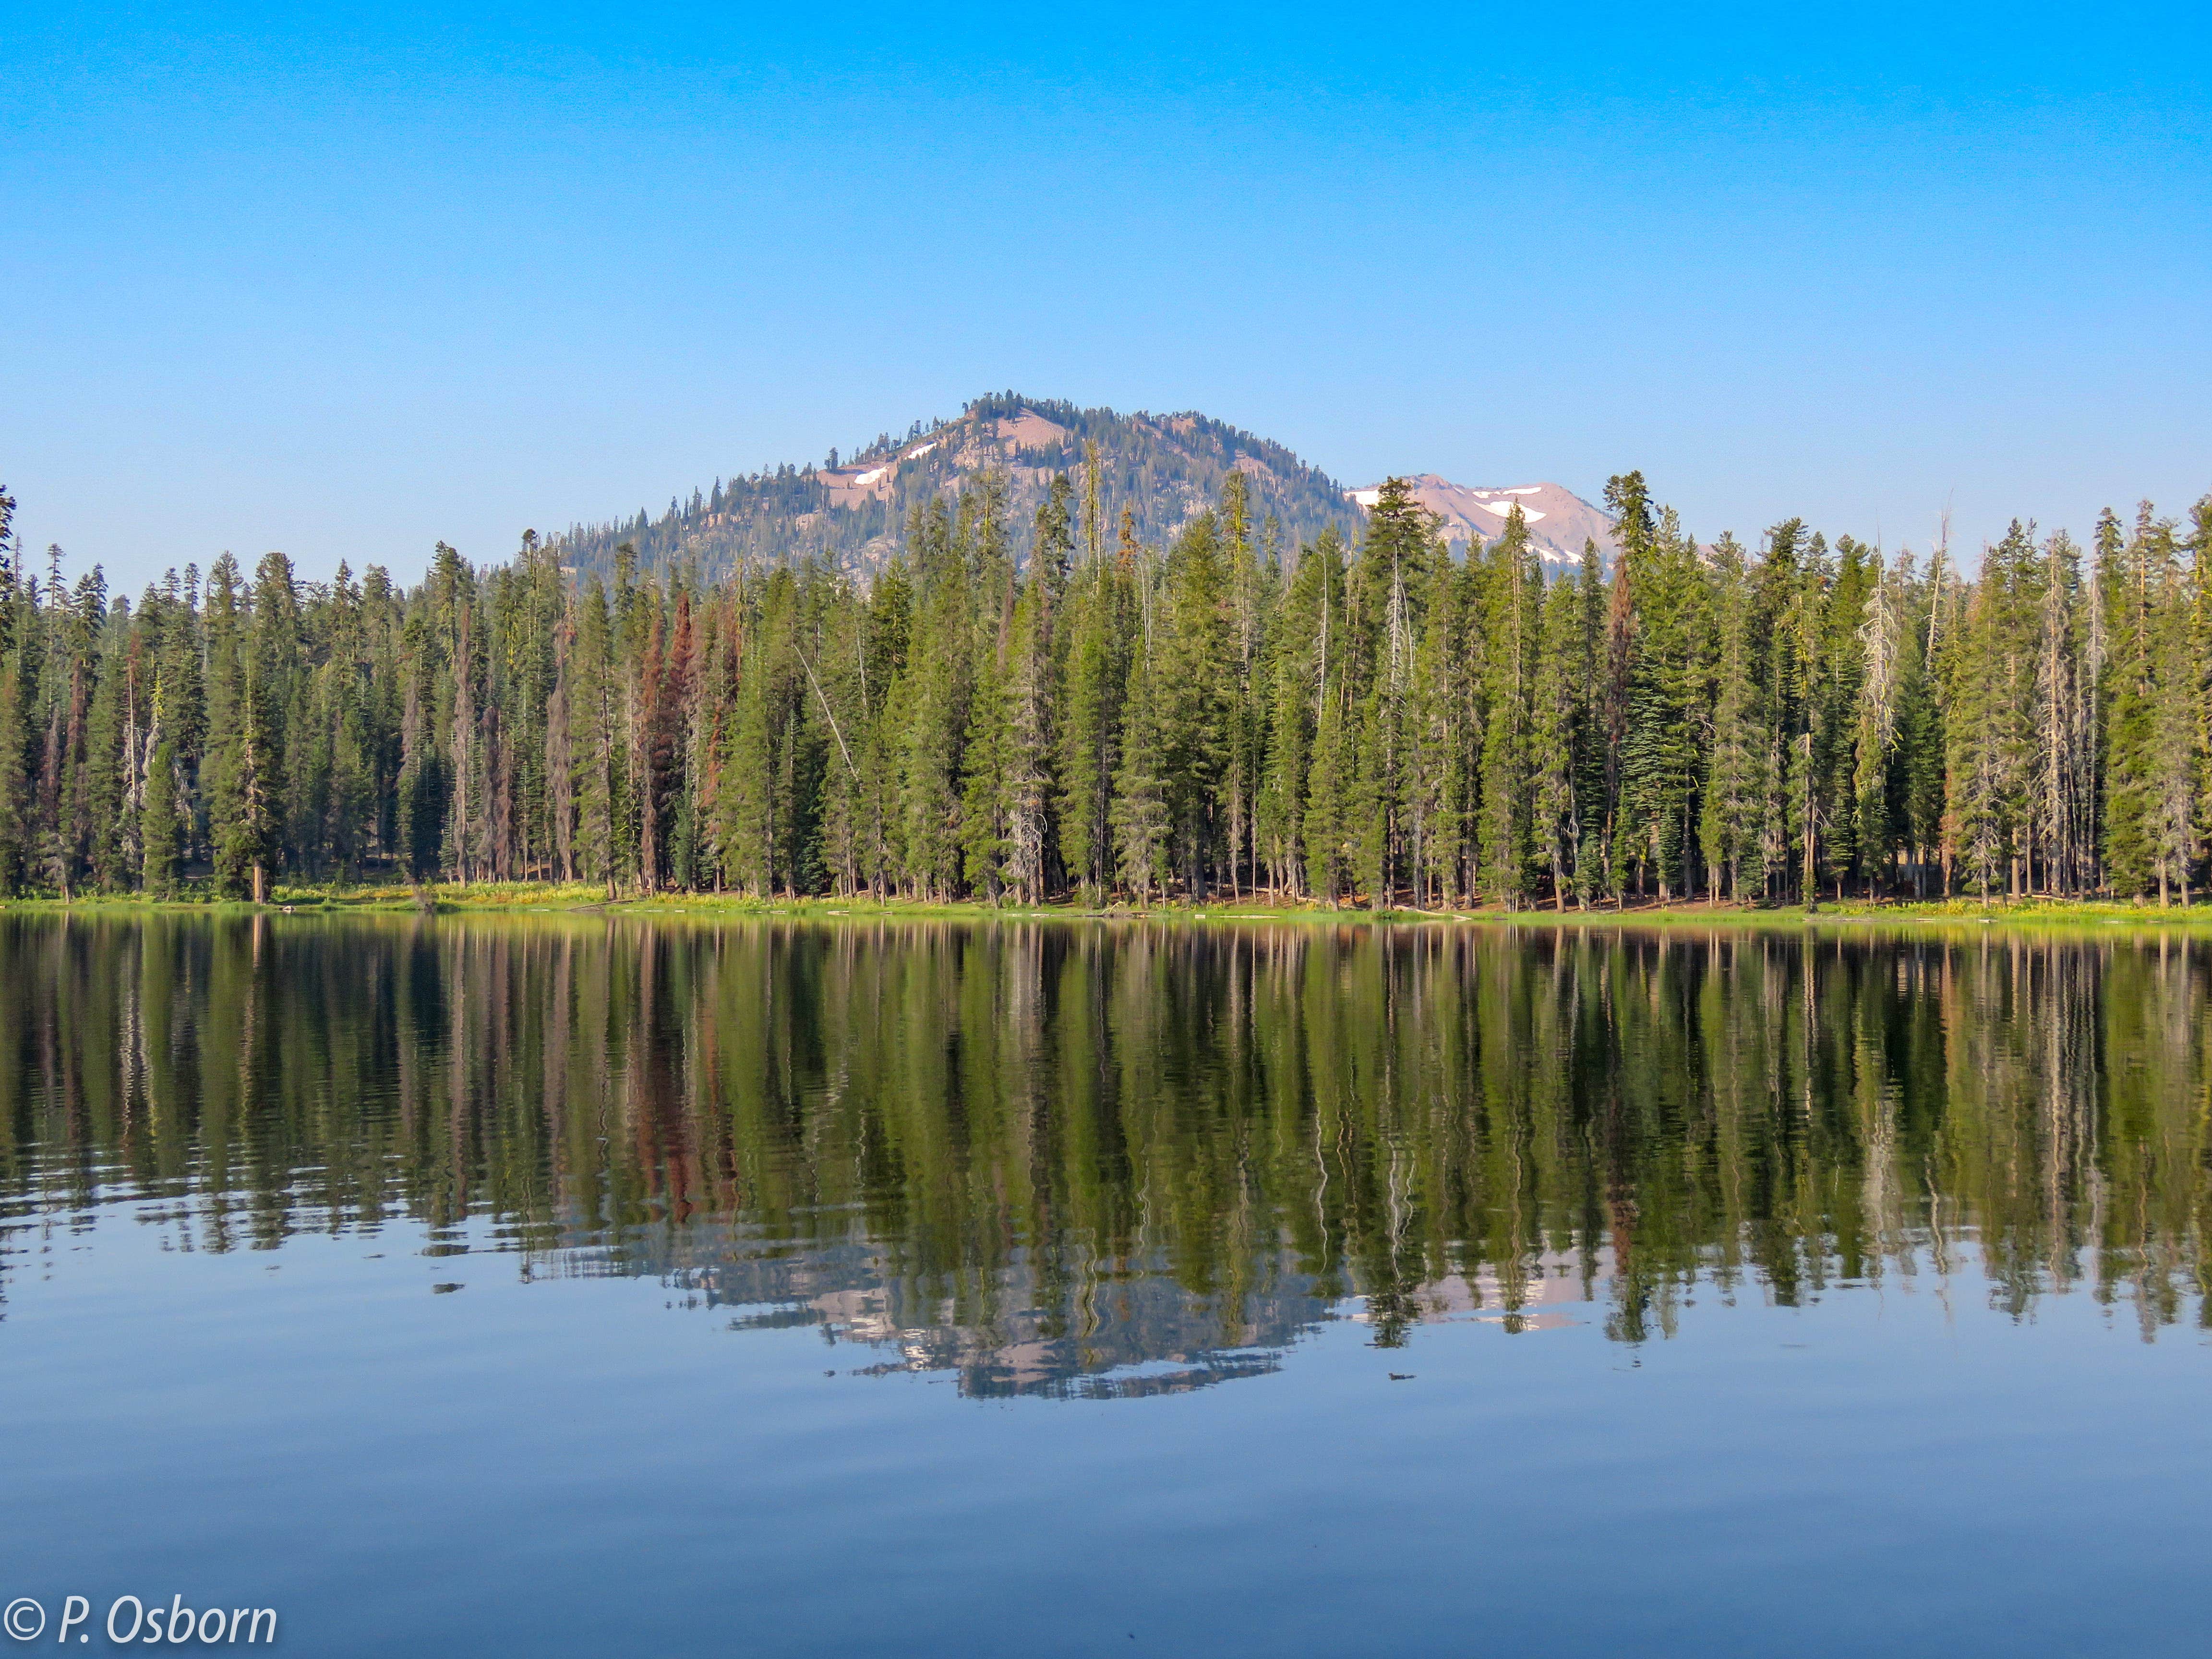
[899,498,972,901]
[1301,529,1356,905]
[2102,507,2159,896]
[1849,548,1902,895]
[141,733,181,898]
[1527,568,1586,911]
[1058,548,1124,901]
[1699,534,1767,900]
[1257,528,1334,899]
[1595,515,1639,903]
[1220,470,1263,896]
[1611,501,1708,901]
[1571,541,1609,904]
[1410,539,1475,905]
[1477,506,1540,907]
[2140,510,2200,902]
[570,573,621,893]
[960,634,1010,899]
[859,559,912,895]
[83,605,131,891]
[1157,512,1232,896]
[1945,576,2009,901]
[1754,518,1828,904]
[1889,557,1944,897]
[1110,635,1170,905]
[1971,522,2043,896]
[545,620,576,880]
[1001,552,1055,905]
[720,601,779,897]
[2032,530,2091,893]
[1348,480,1433,907]
[221,656,279,903]
[0,674,26,894]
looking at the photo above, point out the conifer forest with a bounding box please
[3,461,2209,910]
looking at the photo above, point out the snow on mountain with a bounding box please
[1353,475,1620,570]
[555,393,1629,589]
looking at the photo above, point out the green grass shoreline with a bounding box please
[8,882,2212,932]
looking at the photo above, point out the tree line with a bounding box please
[1,462,2209,906]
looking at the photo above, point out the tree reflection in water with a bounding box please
[3,914,2206,1395]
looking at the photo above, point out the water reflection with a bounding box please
[3,914,2208,1393]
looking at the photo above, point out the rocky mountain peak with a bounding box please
[1351,475,1620,570]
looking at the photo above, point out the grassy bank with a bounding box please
[11,881,2212,932]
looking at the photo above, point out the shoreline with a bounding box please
[9,885,2212,932]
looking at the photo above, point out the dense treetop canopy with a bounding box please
[1,460,2207,908]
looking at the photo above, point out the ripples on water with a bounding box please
[6,914,2206,1387]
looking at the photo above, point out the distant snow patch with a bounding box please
[1350,488,1382,507]
[854,467,888,487]
[1474,501,1547,523]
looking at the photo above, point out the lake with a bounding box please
[3,913,2209,1656]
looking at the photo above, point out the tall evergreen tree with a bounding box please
[1700,534,1767,900]
[1477,506,1540,907]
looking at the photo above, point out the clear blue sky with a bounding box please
[5,2,2207,591]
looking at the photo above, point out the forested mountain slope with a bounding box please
[553,392,1362,581]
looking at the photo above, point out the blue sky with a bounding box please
[4,2,2207,590]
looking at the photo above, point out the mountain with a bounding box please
[1348,475,1620,572]
[551,394,1622,584]
[553,393,1362,583]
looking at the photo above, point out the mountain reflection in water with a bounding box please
[4,914,2207,1397]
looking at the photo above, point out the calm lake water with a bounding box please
[4,914,2211,1657]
